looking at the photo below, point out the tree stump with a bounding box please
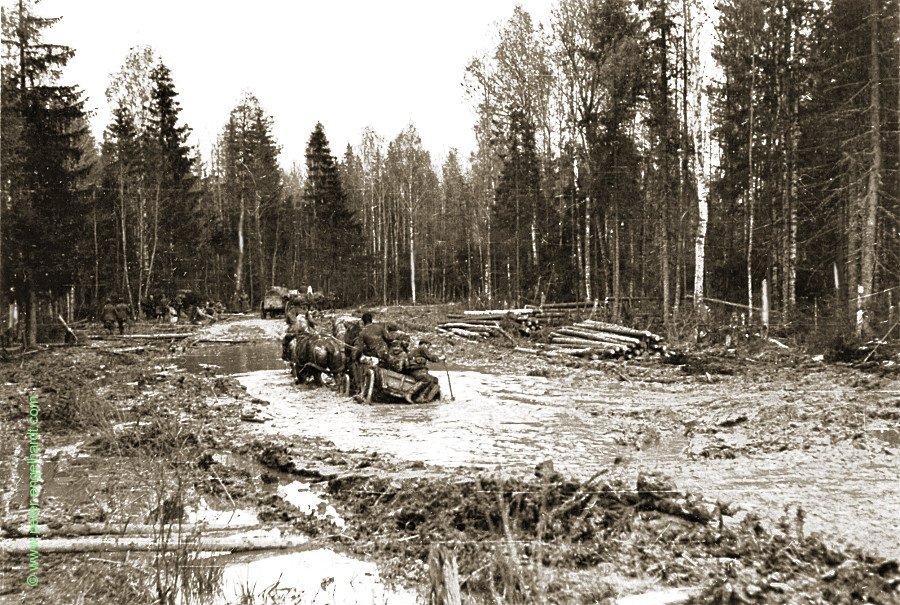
[428,544,461,605]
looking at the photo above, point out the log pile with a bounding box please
[436,308,548,341]
[545,319,665,360]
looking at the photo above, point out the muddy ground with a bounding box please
[0,305,898,604]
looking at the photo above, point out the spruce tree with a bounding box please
[146,62,197,289]
[219,94,282,307]
[303,123,362,301]
[494,108,544,305]
[1,0,89,347]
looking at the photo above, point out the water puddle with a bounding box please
[187,497,260,527]
[212,549,417,605]
[868,427,900,446]
[179,342,285,375]
[277,481,345,528]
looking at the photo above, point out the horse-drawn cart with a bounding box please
[357,364,440,404]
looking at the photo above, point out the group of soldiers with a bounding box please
[141,292,224,324]
[353,312,444,402]
[100,297,131,335]
[99,291,224,334]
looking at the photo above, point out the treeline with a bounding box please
[2,0,898,348]
[338,0,898,337]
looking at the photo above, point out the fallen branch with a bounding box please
[768,337,790,349]
[106,347,146,356]
[862,320,899,363]
[57,314,78,344]
[0,533,312,554]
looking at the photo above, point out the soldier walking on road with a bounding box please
[114,298,130,335]
[101,298,117,335]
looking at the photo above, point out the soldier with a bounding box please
[114,298,130,335]
[356,312,404,364]
[101,298,117,334]
[404,339,444,403]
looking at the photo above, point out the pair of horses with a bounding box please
[282,314,355,394]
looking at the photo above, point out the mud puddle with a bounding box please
[179,342,285,375]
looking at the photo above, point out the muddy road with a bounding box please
[191,316,899,560]
[1,311,897,604]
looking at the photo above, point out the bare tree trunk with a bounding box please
[860,0,882,336]
[382,197,388,305]
[612,201,620,321]
[847,178,860,324]
[25,286,37,348]
[234,193,245,308]
[747,52,756,313]
[574,201,583,301]
[92,192,99,303]
[409,215,416,304]
[119,166,134,309]
[484,217,493,304]
[145,182,161,301]
[255,194,264,295]
[584,195,592,301]
[271,207,280,287]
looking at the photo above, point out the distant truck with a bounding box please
[261,286,289,319]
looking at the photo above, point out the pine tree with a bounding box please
[1,0,89,347]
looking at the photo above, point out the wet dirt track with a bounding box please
[188,317,900,560]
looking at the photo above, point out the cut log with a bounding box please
[89,333,193,340]
[555,328,642,346]
[447,328,480,340]
[0,534,312,554]
[550,336,626,350]
[579,320,661,341]
[462,308,537,316]
[438,323,498,333]
[2,521,265,538]
[107,347,146,355]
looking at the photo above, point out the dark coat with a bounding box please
[114,302,129,321]
[101,303,117,322]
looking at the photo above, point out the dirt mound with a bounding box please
[323,465,898,602]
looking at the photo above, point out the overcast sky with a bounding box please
[30,0,555,170]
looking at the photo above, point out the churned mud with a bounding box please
[0,308,897,603]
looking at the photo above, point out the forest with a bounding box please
[2,0,898,348]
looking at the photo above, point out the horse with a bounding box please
[289,329,349,394]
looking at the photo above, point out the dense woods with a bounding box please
[2,0,898,344]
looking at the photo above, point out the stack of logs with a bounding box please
[436,308,558,341]
[545,320,665,360]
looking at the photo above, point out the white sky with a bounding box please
[29,0,556,170]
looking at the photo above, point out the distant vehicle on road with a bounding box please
[261,286,288,319]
